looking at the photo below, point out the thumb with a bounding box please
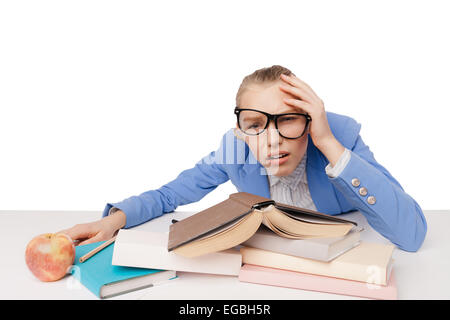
[56,224,95,243]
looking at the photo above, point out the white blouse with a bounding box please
[267,148,351,210]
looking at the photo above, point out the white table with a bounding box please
[1,209,449,300]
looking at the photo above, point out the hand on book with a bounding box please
[56,210,126,246]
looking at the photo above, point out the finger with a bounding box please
[279,83,315,103]
[77,233,105,246]
[56,225,94,242]
[283,98,314,115]
[279,75,316,102]
[73,238,87,246]
[54,229,76,242]
[281,74,319,98]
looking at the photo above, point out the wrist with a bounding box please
[315,135,336,151]
[107,210,127,231]
[316,136,345,167]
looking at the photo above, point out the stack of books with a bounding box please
[238,242,397,300]
[108,192,398,300]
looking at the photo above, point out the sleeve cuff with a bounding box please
[108,207,121,216]
[325,148,351,178]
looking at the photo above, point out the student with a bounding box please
[58,65,427,252]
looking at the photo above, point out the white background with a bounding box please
[1,0,449,214]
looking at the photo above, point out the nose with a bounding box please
[266,120,282,147]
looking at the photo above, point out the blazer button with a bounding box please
[367,196,376,205]
[359,187,368,196]
[351,178,360,187]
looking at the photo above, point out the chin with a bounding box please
[275,167,294,177]
[266,163,295,177]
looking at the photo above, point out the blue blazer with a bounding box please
[103,112,427,252]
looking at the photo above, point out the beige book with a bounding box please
[240,242,395,285]
[112,229,242,276]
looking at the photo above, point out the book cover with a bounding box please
[71,241,176,299]
[240,241,395,285]
[112,229,242,276]
[239,264,398,300]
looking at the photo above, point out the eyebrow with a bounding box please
[271,107,307,114]
[277,109,300,114]
[241,111,306,122]
[239,107,306,115]
[241,115,265,121]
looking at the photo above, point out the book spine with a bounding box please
[70,264,102,298]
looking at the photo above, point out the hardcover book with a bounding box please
[112,229,242,276]
[168,192,358,257]
[239,264,398,300]
[72,241,176,299]
[240,241,395,285]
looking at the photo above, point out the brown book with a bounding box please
[168,192,357,258]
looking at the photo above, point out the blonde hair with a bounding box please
[236,65,295,107]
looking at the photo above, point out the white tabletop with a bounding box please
[1,209,449,300]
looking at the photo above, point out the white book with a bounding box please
[112,229,242,276]
[241,225,363,262]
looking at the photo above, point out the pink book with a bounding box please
[239,264,398,300]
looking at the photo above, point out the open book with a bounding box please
[168,192,358,258]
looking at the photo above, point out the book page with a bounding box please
[264,205,346,225]
[262,205,353,238]
[262,216,319,239]
[282,211,347,225]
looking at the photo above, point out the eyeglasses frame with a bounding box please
[234,107,312,139]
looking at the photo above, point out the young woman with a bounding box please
[58,65,427,252]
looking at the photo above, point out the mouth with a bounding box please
[266,152,291,166]
[266,152,290,160]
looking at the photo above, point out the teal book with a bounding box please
[71,241,176,299]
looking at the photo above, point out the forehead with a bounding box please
[239,81,303,114]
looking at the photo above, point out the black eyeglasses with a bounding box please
[234,107,311,139]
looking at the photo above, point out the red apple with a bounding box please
[25,233,75,282]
